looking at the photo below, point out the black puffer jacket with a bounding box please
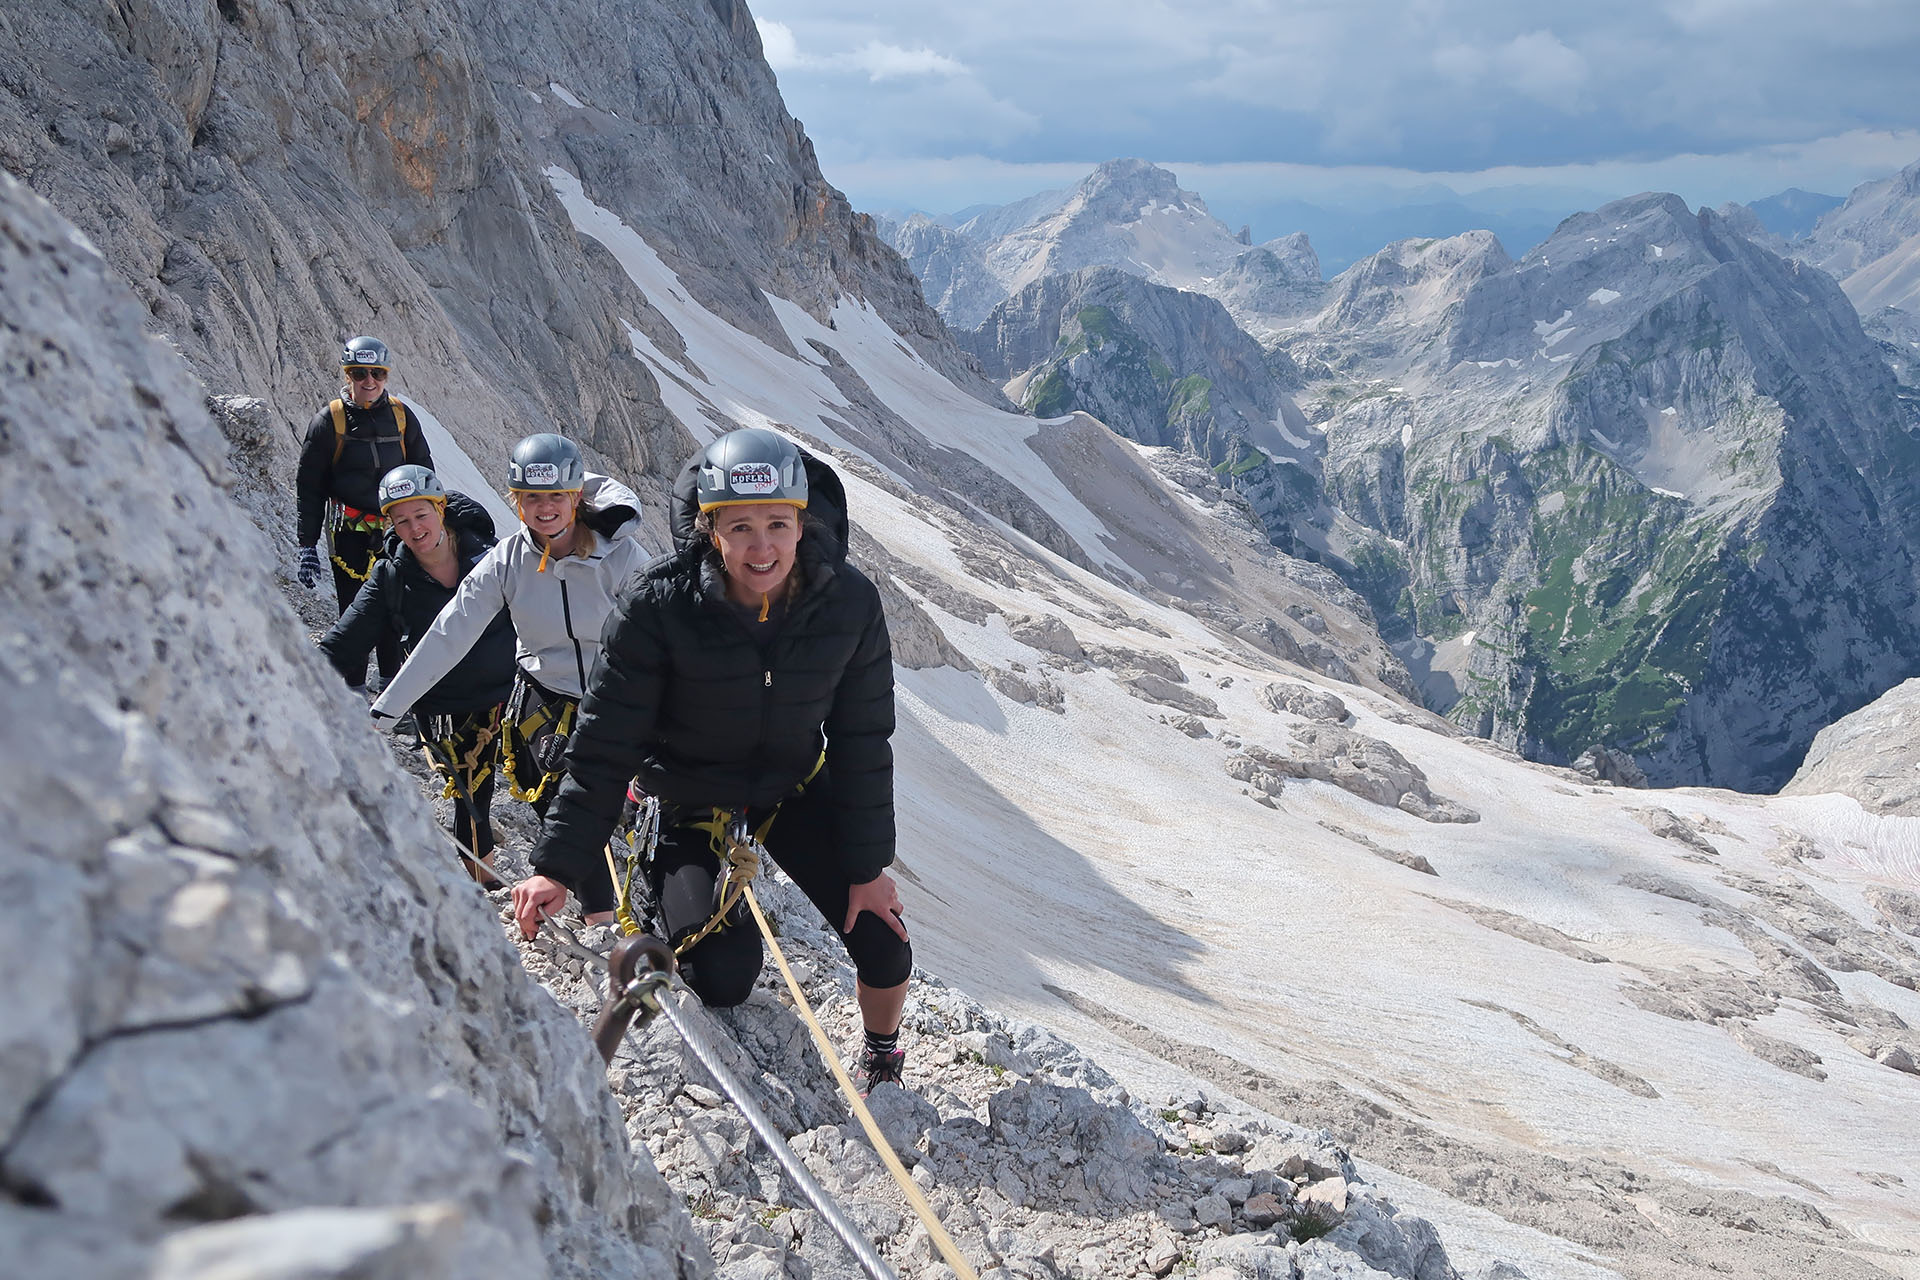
[532,458,895,891]
[294,390,435,544]
[318,493,514,713]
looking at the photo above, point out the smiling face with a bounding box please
[710,502,803,606]
[386,497,447,558]
[516,489,581,544]
[344,365,387,409]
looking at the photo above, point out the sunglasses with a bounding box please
[345,366,388,382]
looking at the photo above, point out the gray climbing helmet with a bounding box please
[508,433,585,492]
[696,428,808,512]
[340,335,391,372]
[377,464,446,514]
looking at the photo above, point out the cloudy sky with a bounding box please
[751,0,1920,254]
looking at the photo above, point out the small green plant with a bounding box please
[1288,1201,1342,1242]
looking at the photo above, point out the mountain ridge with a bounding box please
[9,7,1920,1280]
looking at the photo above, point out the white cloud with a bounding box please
[848,41,967,81]
[1494,30,1591,107]
[756,19,802,70]
[755,18,967,82]
[755,0,1920,201]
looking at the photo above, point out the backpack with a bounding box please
[329,397,412,466]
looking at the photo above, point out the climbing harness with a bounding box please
[418,707,503,802]
[417,713,504,886]
[606,754,827,952]
[325,502,386,581]
[502,670,576,803]
[438,813,978,1277]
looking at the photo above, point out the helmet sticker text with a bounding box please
[728,462,779,495]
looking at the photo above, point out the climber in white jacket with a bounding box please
[372,433,649,920]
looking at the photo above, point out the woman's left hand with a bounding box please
[845,871,909,942]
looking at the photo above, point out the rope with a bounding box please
[731,839,982,1280]
[434,827,976,1277]
[671,833,761,957]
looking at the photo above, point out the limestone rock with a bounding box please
[1087,644,1187,683]
[1781,676,1920,815]
[1237,729,1479,823]
[1007,613,1088,664]
[1260,683,1352,724]
[1124,672,1222,717]
[0,173,700,1280]
[1570,745,1648,788]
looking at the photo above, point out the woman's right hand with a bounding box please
[512,875,571,939]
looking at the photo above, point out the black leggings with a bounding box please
[651,777,912,1009]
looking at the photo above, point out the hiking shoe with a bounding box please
[857,1047,906,1094]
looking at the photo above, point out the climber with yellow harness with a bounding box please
[318,465,514,886]
[372,433,649,922]
[294,336,437,688]
[513,428,914,1093]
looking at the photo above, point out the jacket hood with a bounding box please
[578,472,642,542]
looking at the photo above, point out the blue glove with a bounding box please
[296,545,323,589]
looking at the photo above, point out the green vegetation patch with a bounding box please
[1169,374,1213,420]
[1515,448,1727,755]
[1026,369,1074,418]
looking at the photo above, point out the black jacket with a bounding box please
[318,493,514,713]
[295,390,436,544]
[531,456,895,892]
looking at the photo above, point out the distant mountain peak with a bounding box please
[1070,157,1206,224]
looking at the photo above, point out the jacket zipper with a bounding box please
[559,575,589,696]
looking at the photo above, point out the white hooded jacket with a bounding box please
[372,473,649,715]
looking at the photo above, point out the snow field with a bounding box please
[544,163,1920,1258]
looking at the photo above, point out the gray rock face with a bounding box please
[0,0,997,549]
[962,265,1329,557]
[876,213,1006,332]
[1259,683,1352,724]
[966,267,1315,496]
[1781,675,1920,814]
[1794,155,1920,314]
[881,159,1325,337]
[0,174,700,1276]
[1291,192,1920,789]
[1231,728,1478,824]
[1571,745,1648,788]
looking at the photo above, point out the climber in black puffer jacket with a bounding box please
[294,336,437,686]
[517,428,914,1093]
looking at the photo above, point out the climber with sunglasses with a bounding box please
[293,335,437,688]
